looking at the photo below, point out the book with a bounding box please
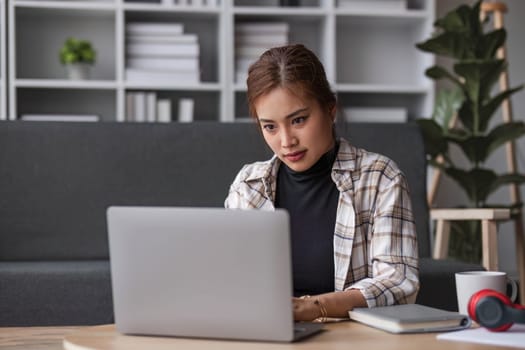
[127,43,200,57]
[127,57,199,71]
[127,34,198,45]
[348,304,471,334]
[125,68,200,83]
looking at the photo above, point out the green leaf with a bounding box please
[485,122,525,157]
[432,87,464,130]
[448,135,489,164]
[444,167,497,205]
[454,60,505,104]
[416,119,448,159]
[479,85,524,130]
[477,28,506,59]
[489,173,525,198]
[425,66,463,87]
[416,32,474,60]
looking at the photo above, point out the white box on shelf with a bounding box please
[343,107,407,123]
[132,92,147,122]
[146,92,157,123]
[157,99,172,123]
[178,98,194,123]
[126,23,185,36]
[235,33,288,47]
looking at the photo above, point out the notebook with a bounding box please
[106,206,324,342]
[348,304,471,334]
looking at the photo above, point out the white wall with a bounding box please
[435,0,525,278]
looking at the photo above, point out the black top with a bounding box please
[275,143,339,296]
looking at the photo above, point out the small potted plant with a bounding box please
[59,37,96,80]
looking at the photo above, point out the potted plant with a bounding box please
[59,37,96,80]
[415,0,525,262]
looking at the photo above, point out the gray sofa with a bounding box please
[0,121,483,326]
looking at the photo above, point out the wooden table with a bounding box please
[0,322,512,350]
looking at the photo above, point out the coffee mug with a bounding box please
[455,271,518,315]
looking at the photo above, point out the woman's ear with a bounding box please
[330,105,337,123]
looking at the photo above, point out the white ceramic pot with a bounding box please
[66,63,91,80]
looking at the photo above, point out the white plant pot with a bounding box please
[66,63,92,80]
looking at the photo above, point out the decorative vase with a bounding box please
[66,63,91,80]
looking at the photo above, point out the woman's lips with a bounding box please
[284,150,306,162]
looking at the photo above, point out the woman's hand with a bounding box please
[292,290,367,322]
[292,296,323,322]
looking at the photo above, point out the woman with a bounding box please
[225,44,419,322]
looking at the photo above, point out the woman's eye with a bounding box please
[262,124,276,131]
[292,116,307,125]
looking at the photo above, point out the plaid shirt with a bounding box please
[224,138,419,307]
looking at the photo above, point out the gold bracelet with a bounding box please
[299,295,327,322]
[314,298,328,323]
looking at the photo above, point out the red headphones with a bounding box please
[468,289,525,331]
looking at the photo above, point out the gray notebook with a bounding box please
[348,304,471,334]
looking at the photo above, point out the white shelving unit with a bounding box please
[0,0,6,120]
[6,0,435,123]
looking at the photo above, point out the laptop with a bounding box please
[106,206,324,342]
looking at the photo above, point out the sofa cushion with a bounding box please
[0,121,429,261]
[0,261,113,326]
[416,258,485,311]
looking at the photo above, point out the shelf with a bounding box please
[125,82,221,91]
[124,3,220,16]
[233,6,326,18]
[15,79,117,89]
[335,9,429,19]
[7,0,436,122]
[335,83,430,94]
[14,0,116,11]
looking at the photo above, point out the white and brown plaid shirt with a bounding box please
[224,138,419,307]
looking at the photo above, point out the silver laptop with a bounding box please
[106,206,324,342]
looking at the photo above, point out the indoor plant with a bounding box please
[59,37,96,80]
[415,0,525,262]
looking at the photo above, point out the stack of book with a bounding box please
[234,22,289,83]
[126,92,194,123]
[126,22,200,83]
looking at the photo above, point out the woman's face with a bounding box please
[255,86,335,172]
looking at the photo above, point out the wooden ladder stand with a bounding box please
[429,1,525,303]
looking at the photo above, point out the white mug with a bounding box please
[455,271,518,316]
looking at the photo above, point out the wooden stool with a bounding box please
[432,208,511,270]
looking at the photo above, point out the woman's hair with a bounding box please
[246,44,337,119]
